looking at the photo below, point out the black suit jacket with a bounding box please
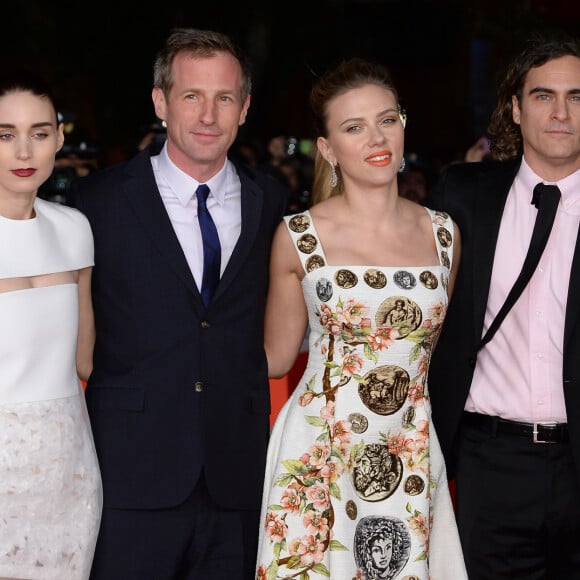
[71,146,288,511]
[427,159,580,480]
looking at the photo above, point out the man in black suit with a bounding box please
[428,34,580,578]
[71,28,287,580]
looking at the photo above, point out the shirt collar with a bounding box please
[156,143,231,207]
[519,156,580,215]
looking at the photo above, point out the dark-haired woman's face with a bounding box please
[0,90,63,198]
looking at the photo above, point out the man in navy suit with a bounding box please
[428,34,580,578]
[71,28,287,579]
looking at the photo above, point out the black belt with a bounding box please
[463,411,568,444]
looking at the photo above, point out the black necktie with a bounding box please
[478,183,561,351]
[195,184,221,306]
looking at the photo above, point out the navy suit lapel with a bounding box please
[213,168,263,303]
[122,151,199,297]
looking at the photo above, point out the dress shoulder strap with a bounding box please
[283,211,327,275]
[424,206,455,285]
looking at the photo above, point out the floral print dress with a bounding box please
[256,208,467,580]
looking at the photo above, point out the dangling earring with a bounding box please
[398,157,406,173]
[329,161,338,187]
[398,106,407,129]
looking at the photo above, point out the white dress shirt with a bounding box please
[150,144,242,290]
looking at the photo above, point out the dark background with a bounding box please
[6,0,579,169]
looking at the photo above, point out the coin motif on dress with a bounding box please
[404,474,425,496]
[419,270,438,289]
[354,516,411,580]
[306,255,325,272]
[441,250,450,269]
[436,226,452,248]
[352,443,403,501]
[359,365,410,416]
[363,268,387,289]
[345,499,358,520]
[348,412,369,434]
[288,213,310,233]
[401,405,416,428]
[297,233,317,254]
[375,296,422,338]
[316,278,333,302]
[335,269,358,289]
[393,270,416,290]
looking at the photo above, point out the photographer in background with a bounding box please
[40,110,104,205]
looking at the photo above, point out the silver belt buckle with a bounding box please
[533,421,558,443]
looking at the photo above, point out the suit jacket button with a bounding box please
[194,381,203,392]
[201,321,210,329]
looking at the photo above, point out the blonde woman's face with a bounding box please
[317,84,404,191]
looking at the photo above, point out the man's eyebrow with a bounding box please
[529,86,580,95]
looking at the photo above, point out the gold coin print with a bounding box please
[419,270,438,289]
[306,255,325,272]
[345,499,358,520]
[288,213,310,233]
[437,226,452,248]
[335,269,358,289]
[441,251,450,269]
[359,365,410,416]
[363,269,387,289]
[297,233,317,254]
[351,443,403,501]
[348,412,369,434]
[375,296,422,338]
[404,474,425,496]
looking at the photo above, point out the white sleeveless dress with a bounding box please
[256,208,467,579]
[0,198,102,580]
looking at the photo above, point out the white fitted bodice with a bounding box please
[0,198,101,580]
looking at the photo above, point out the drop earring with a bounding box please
[329,161,338,187]
[398,157,406,173]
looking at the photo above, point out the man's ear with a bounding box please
[512,95,521,125]
[152,87,167,123]
[239,94,251,126]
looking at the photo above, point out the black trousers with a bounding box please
[89,470,260,580]
[455,414,580,579]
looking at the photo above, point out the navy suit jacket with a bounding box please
[427,159,580,480]
[71,146,288,511]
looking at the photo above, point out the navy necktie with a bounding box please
[195,184,221,306]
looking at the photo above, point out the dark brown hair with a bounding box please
[487,34,580,160]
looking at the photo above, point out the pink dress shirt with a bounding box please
[465,158,580,423]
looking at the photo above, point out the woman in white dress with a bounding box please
[256,59,467,579]
[0,71,102,579]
